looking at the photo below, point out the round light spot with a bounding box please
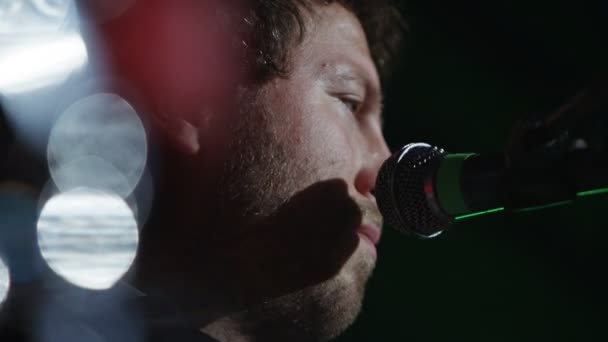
[0,257,9,306]
[49,155,132,198]
[0,33,88,94]
[0,0,73,35]
[127,167,155,227]
[37,188,139,290]
[31,0,71,19]
[37,180,61,216]
[0,0,23,18]
[47,93,147,198]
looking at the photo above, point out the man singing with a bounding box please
[97,0,406,340]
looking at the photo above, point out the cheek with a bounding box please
[265,78,358,182]
[287,100,356,179]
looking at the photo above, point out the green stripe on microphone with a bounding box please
[435,153,474,216]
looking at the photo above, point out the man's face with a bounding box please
[195,3,391,339]
[157,2,391,340]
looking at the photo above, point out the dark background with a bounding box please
[1,0,607,341]
[338,0,608,341]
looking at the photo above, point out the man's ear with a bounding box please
[152,112,200,155]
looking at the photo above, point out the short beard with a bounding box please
[240,245,374,341]
[208,86,374,341]
[218,94,295,221]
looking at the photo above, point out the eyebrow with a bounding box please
[336,71,385,125]
[333,71,366,89]
[332,69,382,99]
[324,65,385,126]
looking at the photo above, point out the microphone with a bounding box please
[375,142,608,238]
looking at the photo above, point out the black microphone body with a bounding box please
[375,142,608,238]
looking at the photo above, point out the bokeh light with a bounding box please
[0,0,72,35]
[0,0,86,95]
[0,0,23,18]
[49,155,132,199]
[126,167,155,228]
[47,93,148,198]
[0,33,88,95]
[31,0,72,19]
[37,188,139,290]
[0,256,9,306]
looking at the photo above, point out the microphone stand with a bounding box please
[501,80,608,212]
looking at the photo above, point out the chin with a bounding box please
[315,243,376,340]
[248,242,375,342]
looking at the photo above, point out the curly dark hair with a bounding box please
[242,0,407,83]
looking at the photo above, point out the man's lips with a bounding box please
[356,223,381,246]
[355,197,383,246]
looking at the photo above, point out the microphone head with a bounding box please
[375,142,451,238]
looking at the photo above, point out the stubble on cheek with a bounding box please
[209,83,374,338]
[218,84,347,222]
[241,235,375,341]
[217,109,298,221]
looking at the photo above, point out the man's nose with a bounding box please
[354,135,391,199]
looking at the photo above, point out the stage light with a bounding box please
[0,0,87,94]
[47,93,148,198]
[0,0,23,18]
[0,33,88,94]
[0,0,73,35]
[31,0,71,19]
[37,188,139,290]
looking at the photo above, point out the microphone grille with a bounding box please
[375,142,450,238]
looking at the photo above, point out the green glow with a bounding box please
[454,189,607,221]
[577,188,608,197]
[515,200,573,213]
[455,207,505,220]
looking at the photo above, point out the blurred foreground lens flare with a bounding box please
[0,34,88,94]
[0,0,72,34]
[47,93,148,198]
[37,188,139,290]
[0,256,9,306]
[0,0,23,17]
[49,155,132,199]
[31,0,71,19]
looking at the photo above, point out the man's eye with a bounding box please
[340,97,361,113]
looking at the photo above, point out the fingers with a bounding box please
[217,179,361,303]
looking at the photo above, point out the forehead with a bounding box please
[297,3,380,88]
[307,4,369,51]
